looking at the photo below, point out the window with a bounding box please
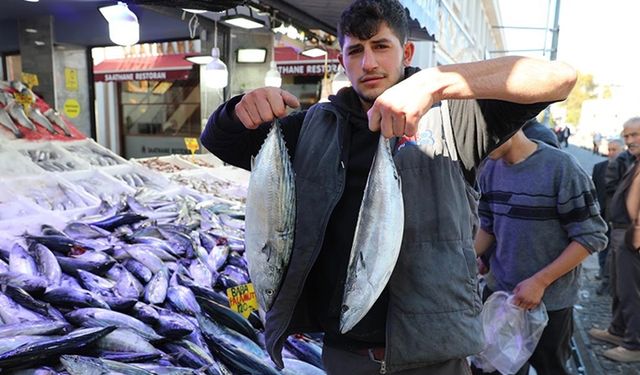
[120,69,201,137]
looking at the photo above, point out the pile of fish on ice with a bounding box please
[0,173,325,373]
[0,81,73,139]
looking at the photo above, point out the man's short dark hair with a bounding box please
[338,0,408,48]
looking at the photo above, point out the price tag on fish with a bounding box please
[14,92,34,111]
[184,137,200,162]
[21,72,39,89]
[226,283,259,318]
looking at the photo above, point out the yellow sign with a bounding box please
[14,92,34,111]
[63,99,80,118]
[226,283,259,318]
[184,137,200,153]
[64,68,78,91]
[184,137,200,162]
[21,72,39,89]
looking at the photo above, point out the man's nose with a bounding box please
[361,47,378,71]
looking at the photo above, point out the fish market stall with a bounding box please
[0,81,326,373]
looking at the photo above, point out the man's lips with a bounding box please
[360,75,385,83]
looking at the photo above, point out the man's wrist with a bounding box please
[531,273,551,288]
[415,68,447,103]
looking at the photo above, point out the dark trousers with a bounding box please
[609,229,640,349]
[472,288,573,375]
[322,345,472,375]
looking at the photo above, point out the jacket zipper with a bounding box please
[379,360,387,374]
[270,156,348,364]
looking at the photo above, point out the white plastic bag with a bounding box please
[472,291,549,374]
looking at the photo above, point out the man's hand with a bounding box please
[367,71,438,138]
[512,276,547,310]
[234,87,300,129]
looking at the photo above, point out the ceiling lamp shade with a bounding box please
[264,60,282,88]
[99,2,139,46]
[301,47,326,58]
[185,54,213,65]
[221,9,265,29]
[332,65,351,94]
[203,47,228,88]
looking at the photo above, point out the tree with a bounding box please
[559,72,597,127]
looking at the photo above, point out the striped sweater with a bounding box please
[479,141,608,310]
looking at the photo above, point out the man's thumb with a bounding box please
[281,90,300,109]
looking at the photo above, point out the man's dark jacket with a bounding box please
[200,74,549,372]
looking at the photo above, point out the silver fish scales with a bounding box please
[244,119,295,312]
[340,135,404,333]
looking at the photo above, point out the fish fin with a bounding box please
[261,242,273,261]
[359,251,366,269]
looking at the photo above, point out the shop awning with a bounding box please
[93,54,194,82]
[257,0,436,41]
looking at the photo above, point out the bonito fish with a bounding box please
[6,100,36,131]
[29,107,58,134]
[244,119,295,312]
[340,135,404,333]
[0,107,23,138]
[44,108,72,137]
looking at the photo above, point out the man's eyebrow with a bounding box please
[346,43,363,52]
[370,37,393,44]
[346,37,393,52]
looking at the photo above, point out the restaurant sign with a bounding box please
[277,62,341,76]
[94,70,191,82]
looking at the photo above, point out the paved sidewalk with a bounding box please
[573,254,640,375]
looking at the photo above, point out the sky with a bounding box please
[498,0,640,87]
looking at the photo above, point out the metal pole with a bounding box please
[543,0,562,126]
[550,0,561,61]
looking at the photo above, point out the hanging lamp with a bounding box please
[203,21,228,89]
[331,65,350,94]
[264,34,281,88]
[99,1,139,46]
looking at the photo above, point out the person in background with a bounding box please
[606,122,638,199]
[522,118,560,148]
[593,132,603,154]
[200,0,577,373]
[476,117,560,274]
[562,125,572,147]
[592,138,624,295]
[474,129,607,375]
[589,118,640,362]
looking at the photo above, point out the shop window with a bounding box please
[120,70,201,137]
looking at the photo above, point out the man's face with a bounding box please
[622,122,640,157]
[338,23,413,108]
[607,142,623,160]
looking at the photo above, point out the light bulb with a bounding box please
[264,61,282,88]
[204,47,228,88]
[332,65,351,94]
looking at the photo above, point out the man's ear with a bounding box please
[403,41,415,66]
[338,53,344,67]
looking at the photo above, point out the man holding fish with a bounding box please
[201,0,577,373]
